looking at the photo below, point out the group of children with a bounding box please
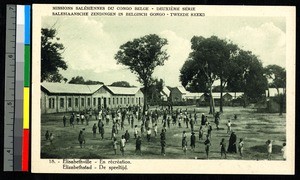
[45,106,286,160]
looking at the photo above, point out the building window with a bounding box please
[81,98,84,106]
[60,98,64,108]
[48,98,55,109]
[93,98,96,106]
[87,98,91,106]
[75,98,78,107]
[108,98,111,105]
[120,97,122,104]
[128,97,130,104]
[116,98,119,104]
[132,97,134,104]
[112,98,115,105]
[68,98,72,108]
[124,98,126,104]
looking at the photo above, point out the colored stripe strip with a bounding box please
[21,129,29,171]
[24,6,30,44]
[22,5,31,172]
[23,87,29,129]
[24,46,30,87]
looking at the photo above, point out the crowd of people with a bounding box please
[43,105,286,160]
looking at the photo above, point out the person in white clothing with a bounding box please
[281,142,286,160]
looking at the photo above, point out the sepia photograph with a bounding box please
[31,4,295,173]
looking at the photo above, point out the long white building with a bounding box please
[41,82,144,114]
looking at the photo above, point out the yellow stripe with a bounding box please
[23,87,29,129]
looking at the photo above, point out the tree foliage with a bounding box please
[115,34,169,112]
[69,76,103,85]
[180,36,268,112]
[180,36,238,113]
[146,78,164,104]
[41,28,67,82]
[264,65,286,91]
[110,81,131,87]
[227,50,268,102]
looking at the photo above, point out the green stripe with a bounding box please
[24,45,30,87]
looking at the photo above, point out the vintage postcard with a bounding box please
[31,4,295,174]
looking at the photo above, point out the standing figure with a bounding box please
[201,113,206,126]
[227,132,237,153]
[45,130,50,140]
[130,116,134,129]
[124,130,130,142]
[92,123,97,138]
[199,126,203,140]
[135,136,142,155]
[182,137,188,155]
[207,122,212,139]
[161,139,166,156]
[78,130,85,148]
[63,115,67,127]
[204,135,211,159]
[266,139,274,160]
[214,113,220,130]
[134,125,138,139]
[113,137,118,155]
[220,138,227,159]
[160,129,166,141]
[238,138,244,158]
[153,124,158,137]
[190,132,196,151]
[120,135,126,156]
[76,113,80,125]
[146,128,151,142]
[226,120,232,134]
[167,116,171,128]
[111,124,116,140]
[49,133,54,144]
[281,142,286,160]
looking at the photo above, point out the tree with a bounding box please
[264,65,286,93]
[41,28,67,82]
[264,65,286,115]
[180,36,236,114]
[227,50,268,105]
[146,78,164,104]
[69,76,85,84]
[69,76,103,85]
[111,81,131,87]
[115,34,169,113]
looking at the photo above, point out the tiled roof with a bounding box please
[176,86,188,94]
[105,86,141,95]
[41,82,102,94]
[162,87,171,97]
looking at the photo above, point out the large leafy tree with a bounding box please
[227,50,268,105]
[181,36,237,114]
[111,81,131,87]
[41,28,67,82]
[264,65,286,115]
[69,76,103,85]
[115,34,169,113]
[146,78,164,104]
[264,65,286,93]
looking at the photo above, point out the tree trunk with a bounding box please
[143,89,148,115]
[220,78,223,113]
[209,82,215,114]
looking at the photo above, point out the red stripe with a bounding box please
[22,129,29,171]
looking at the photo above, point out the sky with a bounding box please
[42,16,286,87]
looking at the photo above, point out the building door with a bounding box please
[98,98,101,110]
[103,98,107,108]
[139,97,141,105]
